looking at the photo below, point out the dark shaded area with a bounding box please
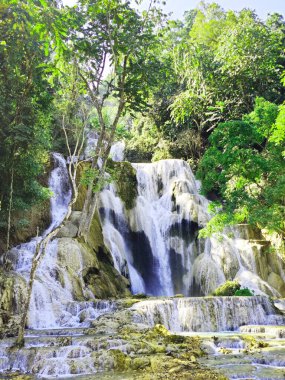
[96,246,113,265]
[191,279,205,297]
[127,230,162,295]
[99,208,207,296]
[169,219,199,245]
[99,207,162,295]
[169,248,187,294]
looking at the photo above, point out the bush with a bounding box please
[212,280,241,296]
[234,288,254,296]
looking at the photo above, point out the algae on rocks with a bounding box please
[212,281,241,296]
[106,159,138,210]
[0,270,27,337]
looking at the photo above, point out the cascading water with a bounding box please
[6,153,115,329]
[1,147,285,380]
[9,153,71,275]
[131,296,285,332]
[99,158,285,297]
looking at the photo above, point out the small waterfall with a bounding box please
[7,154,74,328]
[131,296,285,332]
[6,153,117,329]
[9,153,71,276]
[99,158,283,297]
[45,153,72,234]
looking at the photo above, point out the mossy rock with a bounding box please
[243,335,269,350]
[106,159,138,210]
[212,280,240,296]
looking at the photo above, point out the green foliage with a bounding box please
[151,140,173,162]
[80,167,108,193]
[212,280,241,296]
[0,0,54,235]
[125,118,161,162]
[139,4,285,166]
[234,288,254,297]
[168,129,204,169]
[106,159,138,210]
[170,5,284,138]
[198,98,285,237]
[271,104,285,146]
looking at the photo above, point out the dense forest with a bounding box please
[1,0,284,253]
[1,1,285,379]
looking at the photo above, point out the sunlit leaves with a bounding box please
[198,99,285,237]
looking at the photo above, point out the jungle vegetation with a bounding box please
[0,0,284,248]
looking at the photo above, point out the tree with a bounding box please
[68,0,164,237]
[197,98,285,237]
[170,4,284,140]
[0,1,54,250]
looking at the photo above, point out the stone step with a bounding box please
[201,352,285,379]
[25,327,96,337]
[239,325,285,338]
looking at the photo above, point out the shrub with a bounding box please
[234,288,254,296]
[212,280,241,296]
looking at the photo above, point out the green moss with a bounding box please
[119,299,141,308]
[212,281,240,296]
[147,324,171,339]
[132,293,147,299]
[243,335,269,350]
[106,159,138,210]
[110,349,131,371]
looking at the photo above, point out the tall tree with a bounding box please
[170,4,284,137]
[69,0,164,237]
[0,1,53,249]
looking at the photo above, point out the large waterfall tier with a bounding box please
[5,151,130,331]
[0,296,284,379]
[98,159,285,297]
[131,296,285,332]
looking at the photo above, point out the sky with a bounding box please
[63,0,285,20]
[160,0,285,20]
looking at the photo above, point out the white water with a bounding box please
[99,158,284,297]
[8,153,71,276]
[131,296,285,332]
[6,154,116,329]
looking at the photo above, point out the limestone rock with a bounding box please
[56,221,78,238]
[268,272,285,295]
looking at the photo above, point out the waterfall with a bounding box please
[9,153,71,274]
[110,141,125,162]
[6,154,74,327]
[99,158,284,297]
[131,296,284,332]
[6,153,114,329]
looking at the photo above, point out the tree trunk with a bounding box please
[6,164,14,251]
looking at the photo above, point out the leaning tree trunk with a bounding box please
[78,95,125,238]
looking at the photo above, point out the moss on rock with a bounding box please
[106,159,138,210]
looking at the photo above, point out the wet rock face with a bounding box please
[0,270,27,336]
